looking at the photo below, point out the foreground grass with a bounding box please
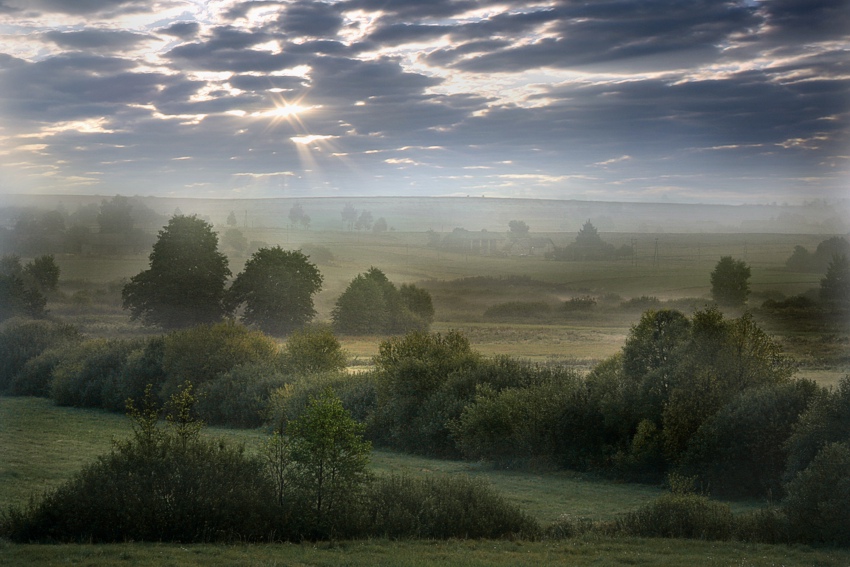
[3,537,850,566]
[1,397,669,524]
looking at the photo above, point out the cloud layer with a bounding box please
[0,0,847,203]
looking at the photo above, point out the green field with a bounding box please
[4,396,850,566]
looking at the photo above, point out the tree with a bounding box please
[710,256,751,307]
[122,215,231,329]
[372,217,388,233]
[288,203,307,229]
[25,255,60,291]
[281,326,347,375]
[227,247,323,335]
[354,210,373,231]
[0,254,49,321]
[399,283,435,326]
[820,254,850,307]
[575,220,604,247]
[508,220,530,238]
[98,195,134,234]
[220,228,248,254]
[286,388,372,536]
[341,202,357,231]
[226,210,238,227]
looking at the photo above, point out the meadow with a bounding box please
[3,198,849,564]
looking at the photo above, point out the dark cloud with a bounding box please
[229,74,306,92]
[8,0,152,16]
[166,43,303,73]
[279,1,343,37]
[307,56,441,103]
[338,0,477,19]
[43,29,151,50]
[762,0,850,42]
[158,21,201,40]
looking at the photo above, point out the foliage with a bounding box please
[299,243,335,265]
[784,376,850,481]
[332,267,433,335]
[161,321,280,399]
[820,254,850,307]
[227,247,323,335]
[195,361,287,428]
[548,220,628,261]
[678,380,820,498]
[267,371,377,430]
[341,202,357,231]
[50,338,143,411]
[280,325,347,375]
[0,255,49,321]
[786,236,850,273]
[372,217,388,232]
[220,227,248,253]
[613,493,734,541]
[2,386,279,543]
[226,210,238,226]
[710,256,751,306]
[284,388,373,538]
[355,210,373,231]
[122,215,231,328]
[0,318,81,393]
[784,441,850,546]
[508,219,530,237]
[364,474,539,539]
[483,301,551,319]
[24,254,60,291]
[561,296,597,311]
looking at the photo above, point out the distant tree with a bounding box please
[98,195,134,234]
[399,283,435,326]
[122,216,231,329]
[0,254,48,320]
[354,210,373,231]
[508,220,530,238]
[227,247,323,335]
[288,203,306,229]
[25,254,60,291]
[226,211,238,227]
[299,214,311,230]
[426,229,441,248]
[221,228,248,254]
[341,203,357,231]
[372,217,388,233]
[820,254,850,307]
[785,237,850,273]
[575,220,604,247]
[710,256,751,307]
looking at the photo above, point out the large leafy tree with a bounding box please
[122,215,230,329]
[710,256,751,307]
[227,247,323,335]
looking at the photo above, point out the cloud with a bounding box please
[43,29,152,50]
[4,0,154,16]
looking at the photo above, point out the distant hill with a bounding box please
[1,194,846,234]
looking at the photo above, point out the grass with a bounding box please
[3,537,850,566]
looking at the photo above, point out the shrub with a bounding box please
[560,296,597,311]
[268,371,377,430]
[9,348,64,397]
[784,441,850,546]
[196,361,287,428]
[2,388,280,543]
[120,336,167,407]
[734,507,790,545]
[784,376,850,481]
[0,318,81,393]
[50,338,141,411]
[280,326,347,376]
[161,321,280,399]
[364,474,539,540]
[678,380,820,498]
[614,493,734,541]
[620,296,662,310]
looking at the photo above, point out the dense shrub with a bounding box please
[619,296,661,310]
[678,380,820,498]
[560,296,597,311]
[2,390,279,543]
[0,318,81,393]
[9,348,64,397]
[613,493,734,541]
[120,336,167,406]
[784,441,850,546]
[161,321,280,399]
[280,326,347,375]
[196,361,287,428]
[364,474,539,540]
[50,338,142,411]
[784,376,850,481]
[268,371,377,429]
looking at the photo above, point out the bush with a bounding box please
[196,361,287,428]
[9,348,64,397]
[0,318,81,393]
[161,321,280,399]
[364,474,539,540]
[613,493,734,541]
[560,296,597,311]
[280,326,347,376]
[734,507,790,545]
[678,380,820,498]
[2,389,279,543]
[620,296,661,310]
[784,441,850,546]
[268,371,377,430]
[50,338,141,411]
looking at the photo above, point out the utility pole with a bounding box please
[653,238,659,268]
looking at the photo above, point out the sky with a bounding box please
[0,0,847,204]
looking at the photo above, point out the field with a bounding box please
[3,197,849,564]
[6,396,850,566]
